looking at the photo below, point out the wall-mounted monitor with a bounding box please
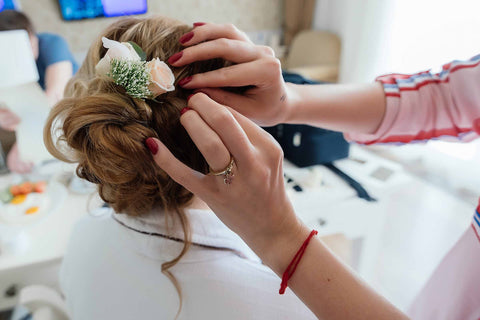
[58,0,147,21]
[0,0,19,11]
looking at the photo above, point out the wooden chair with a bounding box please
[285,30,341,83]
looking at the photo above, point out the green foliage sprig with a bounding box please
[108,59,152,99]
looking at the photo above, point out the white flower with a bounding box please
[146,58,175,97]
[95,37,141,76]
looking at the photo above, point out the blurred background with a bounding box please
[1,0,479,319]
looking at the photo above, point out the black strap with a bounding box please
[323,163,377,202]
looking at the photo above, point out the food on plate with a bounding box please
[10,194,27,205]
[0,180,60,225]
[1,192,49,221]
[0,189,13,203]
[34,181,47,193]
[25,206,40,215]
[9,181,46,197]
[18,182,34,195]
[9,185,21,196]
[1,180,49,219]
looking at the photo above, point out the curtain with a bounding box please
[313,0,394,83]
[283,0,316,46]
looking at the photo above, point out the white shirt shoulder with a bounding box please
[61,211,316,320]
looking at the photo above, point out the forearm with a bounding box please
[285,82,386,135]
[45,61,73,105]
[258,221,408,320]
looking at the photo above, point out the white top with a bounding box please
[60,208,316,320]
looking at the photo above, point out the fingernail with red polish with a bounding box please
[168,51,183,64]
[181,107,192,115]
[179,31,194,44]
[187,94,195,102]
[193,22,206,27]
[195,90,210,98]
[178,76,192,87]
[145,138,158,155]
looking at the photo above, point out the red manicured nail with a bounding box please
[187,94,195,102]
[178,76,192,87]
[145,138,158,155]
[193,22,206,27]
[194,90,210,98]
[168,51,183,64]
[179,31,194,44]
[180,107,192,115]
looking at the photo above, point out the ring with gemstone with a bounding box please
[208,156,235,185]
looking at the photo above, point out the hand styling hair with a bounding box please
[44,16,227,315]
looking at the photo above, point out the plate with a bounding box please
[0,181,67,226]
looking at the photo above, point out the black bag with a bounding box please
[265,71,350,167]
[263,124,349,167]
[264,72,375,202]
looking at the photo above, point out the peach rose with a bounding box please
[95,37,141,76]
[146,58,175,97]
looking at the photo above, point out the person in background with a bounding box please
[0,9,78,173]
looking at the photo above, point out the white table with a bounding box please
[289,146,474,311]
[0,172,98,311]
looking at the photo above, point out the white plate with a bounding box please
[0,181,67,226]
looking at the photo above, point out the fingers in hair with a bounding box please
[180,108,231,172]
[180,23,252,46]
[148,137,206,196]
[170,39,264,67]
[187,93,255,165]
[178,57,281,89]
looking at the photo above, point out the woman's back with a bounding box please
[61,209,316,319]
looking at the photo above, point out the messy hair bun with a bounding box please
[44,17,225,216]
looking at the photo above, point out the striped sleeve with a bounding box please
[346,54,480,145]
[473,202,480,244]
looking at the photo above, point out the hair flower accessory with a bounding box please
[95,37,175,99]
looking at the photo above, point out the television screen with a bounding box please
[58,0,147,21]
[0,0,19,11]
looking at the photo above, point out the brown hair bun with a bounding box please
[44,17,225,216]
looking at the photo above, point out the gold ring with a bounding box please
[208,156,235,184]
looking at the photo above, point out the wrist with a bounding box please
[252,211,311,276]
[283,83,300,124]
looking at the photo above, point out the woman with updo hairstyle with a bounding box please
[44,17,315,319]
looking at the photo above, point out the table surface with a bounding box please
[0,171,101,273]
[286,146,474,310]
[0,146,475,312]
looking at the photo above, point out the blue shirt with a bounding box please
[36,33,78,89]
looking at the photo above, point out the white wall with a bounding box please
[386,0,480,74]
[314,0,395,83]
[20,0,283,53]
[314,0,480,83]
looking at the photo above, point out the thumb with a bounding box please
[146,137,205,195]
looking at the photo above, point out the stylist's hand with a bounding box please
[168,23,292,126]
[147,95,409,320]
[147,93,308,269]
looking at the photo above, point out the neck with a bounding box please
[187,196,210,210]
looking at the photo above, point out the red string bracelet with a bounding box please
[279,229,318,294]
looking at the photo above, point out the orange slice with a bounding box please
[11,195,27,205]
[25,206,40,215]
